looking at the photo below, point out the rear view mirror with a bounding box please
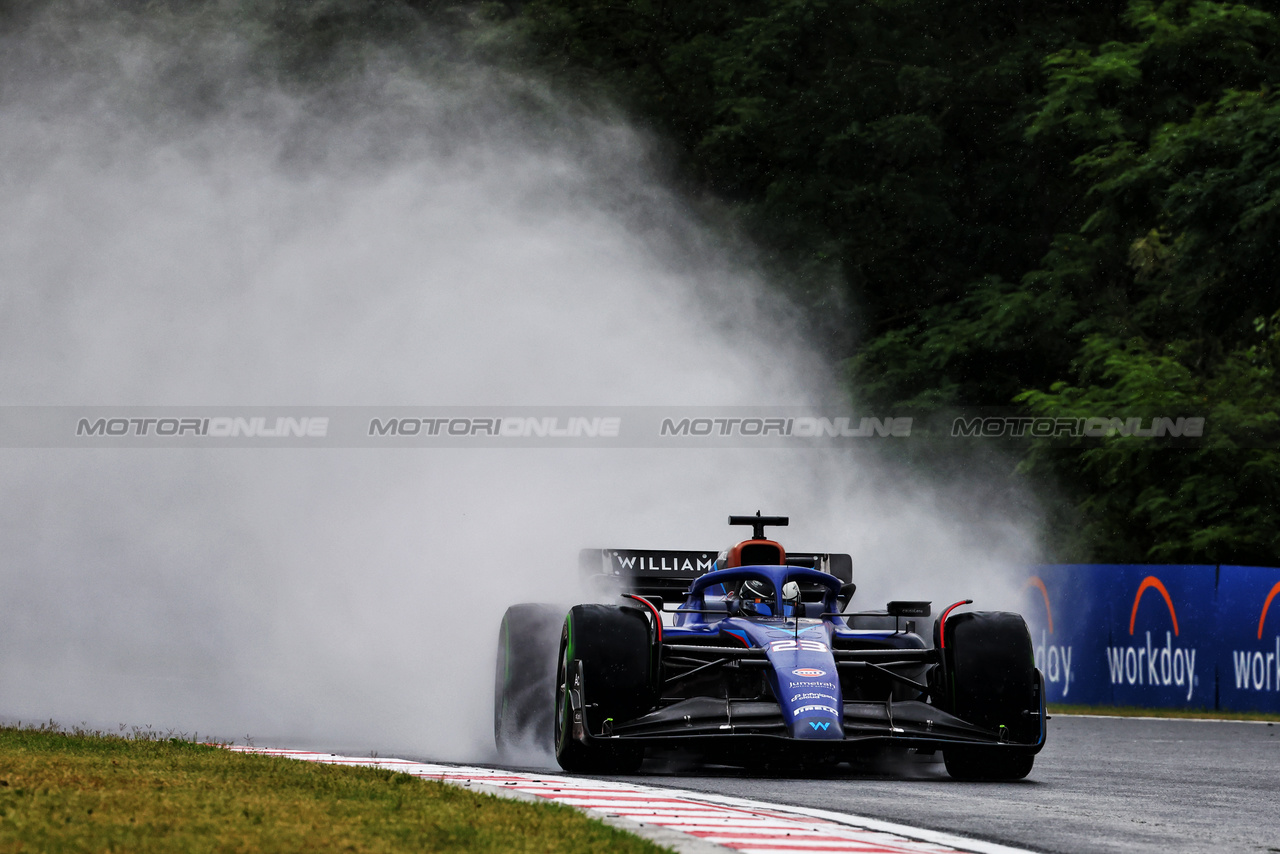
[887,601,931,617]
[838,582,857,609]
[887,600,930,634]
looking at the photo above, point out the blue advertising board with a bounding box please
[1099,565,1217,710]
[1024,565,1229,710]
[1216,565,1280,714]
[1023,565,1114,705]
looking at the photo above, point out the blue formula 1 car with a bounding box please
[494,514,1047,780]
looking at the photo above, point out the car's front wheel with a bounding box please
[554,603,652,773]
[943,748,1034,781]
[938,610,1040,781]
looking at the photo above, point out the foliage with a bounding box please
[1011,2,1280,560]
[497,0,1106,339]
[1018,330,1280,562]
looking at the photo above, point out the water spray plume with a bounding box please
[0,3,1040,761]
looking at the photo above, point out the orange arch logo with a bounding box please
[1258,581,1280,641]
[1129,576,1179,636]
[1024,576,1054,634]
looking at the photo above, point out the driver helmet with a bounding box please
[738,578,773,616]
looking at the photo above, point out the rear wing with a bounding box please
[579,548,853,601]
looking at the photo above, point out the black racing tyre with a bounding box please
[554,604,653,773]
[939,610,1038,781]
[494,603,566,756]
[943,749,1034,781]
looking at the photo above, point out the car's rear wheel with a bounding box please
[939,610,1039,781]
[494,603,565,756]
[554,603,653,773]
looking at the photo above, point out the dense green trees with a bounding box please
[502,0,1094,346]
[1013,2,1280,562]
[500,0,1280,563]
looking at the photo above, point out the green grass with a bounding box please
[1049,703,1280,722]
[0,724,668,853]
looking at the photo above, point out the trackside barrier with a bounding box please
[1218,566,1280,712]
[1021,564,1280,713]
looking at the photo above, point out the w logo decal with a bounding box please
[809,721,830,731]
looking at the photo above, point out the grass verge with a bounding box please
[0,724,667,853]
[1049,703,1280,722]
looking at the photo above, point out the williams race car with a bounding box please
[494,514,1046,780]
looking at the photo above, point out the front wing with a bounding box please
[564,660,1047,760]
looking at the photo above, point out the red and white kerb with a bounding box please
[223,747,1033,854]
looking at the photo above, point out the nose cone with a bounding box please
[762,632,845,739]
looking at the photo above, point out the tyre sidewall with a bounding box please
[940,610,1039,781]
[554,604,652,772]
[944,610,1037,741]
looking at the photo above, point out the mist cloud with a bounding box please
[0,2,1039,760]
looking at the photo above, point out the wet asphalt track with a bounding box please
[586,715,1280,854]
